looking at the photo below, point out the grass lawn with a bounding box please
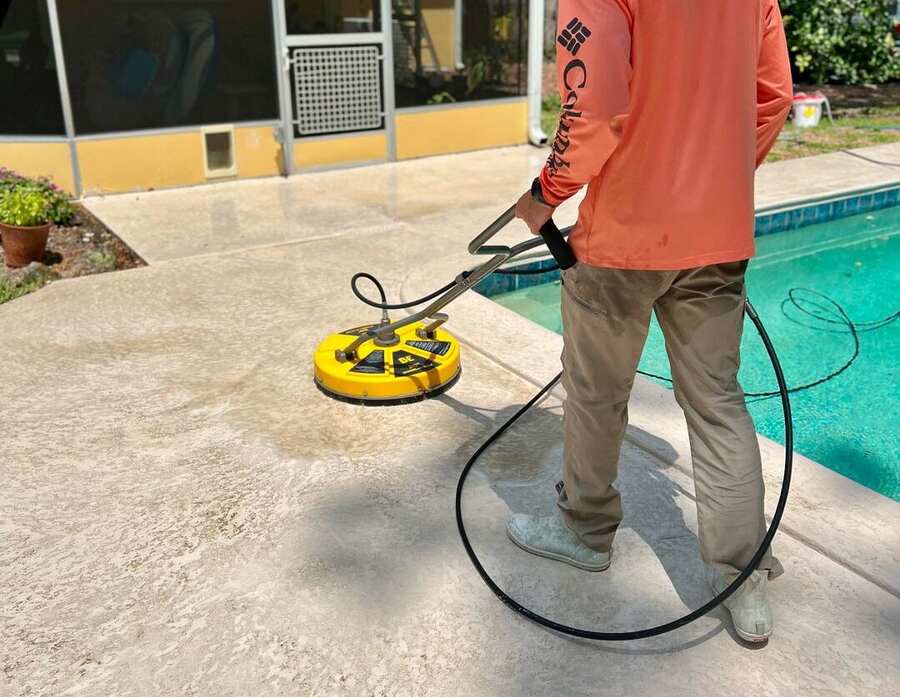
[540,96,900,163]
[768,106,900,161]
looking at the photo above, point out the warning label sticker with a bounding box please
[406,340,452,356]
[350,350,386,374]
[392,350,439,377]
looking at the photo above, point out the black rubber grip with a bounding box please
[539,219,577,270]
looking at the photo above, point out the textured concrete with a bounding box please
[3,144,900,696]
[83,142,900,264]
[83,148,557,263]
[756,144,900,210]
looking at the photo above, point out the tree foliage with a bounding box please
[780,0,900,84]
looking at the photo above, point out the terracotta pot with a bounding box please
[0,221,51,268]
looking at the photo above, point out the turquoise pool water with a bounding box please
[491,206,900,501]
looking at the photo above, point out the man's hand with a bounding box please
[515,189,554,236]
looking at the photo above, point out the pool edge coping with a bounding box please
[755,180,900,215]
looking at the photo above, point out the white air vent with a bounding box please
[202,125,237,178]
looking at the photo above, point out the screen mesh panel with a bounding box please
[294,45,383,136]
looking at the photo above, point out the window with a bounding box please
[393,0,526,108]
[286,1,382,35]
[0,0,66,135]
[56,1,279,135]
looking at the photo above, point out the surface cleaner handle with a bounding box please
[540,219,577,270]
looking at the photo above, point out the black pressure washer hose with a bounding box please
[351,228,794,640]
[454,300,791,641]
[351,217,899,639]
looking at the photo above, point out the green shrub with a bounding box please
[0,186,52,227]
[0,167,75,225]
[541,93,562,138]
[781,0,900,84]
[84,249,117,273]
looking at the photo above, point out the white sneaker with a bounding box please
[507,514,611,572]
[707,567,774,643]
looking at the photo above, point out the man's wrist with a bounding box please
[531,177,552,207]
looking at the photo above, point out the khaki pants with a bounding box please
[557,261,782,580]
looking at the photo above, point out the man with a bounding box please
[511,0,793,643]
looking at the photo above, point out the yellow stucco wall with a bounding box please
[77,132,204,194]
[421,1,455,71]
[293,132,388,169]
[0,142,75,195]
[234,125,283,179]
[77,125,282,194]
[2,105,525,193]
[395,99,527,159]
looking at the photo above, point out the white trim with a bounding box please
[293,129,387,144]
[379,0,397,160]
[527,0,548,145]
[271,0,294,176]
[73,121,280,142]
[284,17,393,167]
[0,135,69,143]
[453,0,464,70]
[395,96,526,115]
[46,0,82,196]
[284,33,384,47]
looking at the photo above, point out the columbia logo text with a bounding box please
[546,59,587,178]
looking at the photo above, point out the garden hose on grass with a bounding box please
[320,206,795,641]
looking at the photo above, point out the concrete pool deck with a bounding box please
[2,143,900,695]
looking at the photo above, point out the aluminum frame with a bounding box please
[72,120,281,142]
[379,0,398,160]
[394,95,526,115]
[14,1,541,188]
[0,135,69,143]
[284,33,386,47]
[45,0,81,197]
[13,1,292,195]
[527,0,548,145]
[453,0,464,70]
[271,0,295,175]
[281,2,397,166]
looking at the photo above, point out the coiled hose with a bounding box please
[349,264,794,640]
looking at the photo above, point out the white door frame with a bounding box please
[272,0,397,174]
[270,0,294,175]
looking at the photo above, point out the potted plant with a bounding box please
[0,186,52,268]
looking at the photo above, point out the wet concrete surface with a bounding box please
[2,146,899,695]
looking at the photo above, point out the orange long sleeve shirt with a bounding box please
[539,0,794,270]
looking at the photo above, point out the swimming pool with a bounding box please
[486,201,900,501]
